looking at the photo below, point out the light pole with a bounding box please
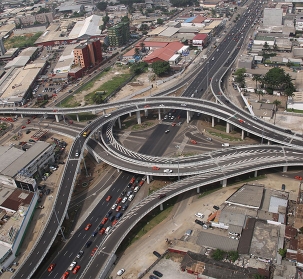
[54,210,66,242]
[206,61,209,92]
[176,145,180,181]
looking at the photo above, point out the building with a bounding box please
[57,2,85,14]
[68,15,103,41]
[0,48,18,63]
[15,12,54,26]
[238,55,254,69]
[192,33,209,50]
[4,47,40,70]
[263,8,283,27]
[108,21,130,47]
[53,44,77,74]
[143,41,184,64]
[73,38,102,69]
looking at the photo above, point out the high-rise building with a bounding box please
[108,21,130,47]
[73,39,102,69]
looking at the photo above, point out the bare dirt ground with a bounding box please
[110,172,301,279]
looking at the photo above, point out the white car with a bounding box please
[159,104,165,107]
[134,186,139,193]
[164,169,173,173]
[195,213,204,219]
[104,114,112,118]
[181,103,186,107]
[67,261,77,271]
[122,197,128,203]
[111,203,118,210]
[117,269,125,276]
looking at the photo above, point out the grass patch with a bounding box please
[76,68,110,93]
[84,73,132,105]
[198,187,221,199]
[132,122,154,130]
[4,32,42,49]
[286,108,303,113]
[68,113,98,122]
[116,196,178,253]
[208,130,242,141]
[58,95,81,108]
[229,174,266,185]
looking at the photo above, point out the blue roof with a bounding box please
[184,16,196,23]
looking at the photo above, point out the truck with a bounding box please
[68,261,77,271]
[83,129,91,137]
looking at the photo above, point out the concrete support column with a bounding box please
[241,130,245,140]
[158,108,161,120]
[222,179,227,187]
[117,117,121,129]
[136,111,141,124]
[92,110,96,115]
[247,132,250,136]
[76,114,80,122]
[197,187,200,193]
[217,118,220,123]
[102,109,106,115]
[21,114,24,118]
[283,166,288,172]
[117,169,120,172]
[254,170,258,177]
[129,112,132,117]
[144,109,148,117]
[147,175,150,184]
[55,114,59,122]
[211,116,215,127]
[187,110,191,123]
[160,203,163,211]
[226,122,230,134]
[267,141,270,145]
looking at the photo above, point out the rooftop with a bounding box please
[225,184,264,209]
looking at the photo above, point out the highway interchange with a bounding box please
[8,0,303,278]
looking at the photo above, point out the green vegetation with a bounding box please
[132,122,154,130]
[151,61,171,76]
[117,196,178,252]
[286,108,303,113]
[233,68,246,88]
[96,1,107,11]
[170,0,199,7]
[0,123,7,130]
[85,73,132,105]
[229,175,266,186]
[4,32,42,49]
[58,95,81,108]
[198,187,221,199]
[211,249,239,262]
[130,62,148,75]
[68,113,98,122]
[208,130,242,141]
[278,248,287,258]
[228,251,239,262]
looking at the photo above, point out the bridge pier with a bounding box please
[226,122,230,134]
[158,109,161,120]
[267,141,270,145]
[160,203,163,211]
[283,166,288,172]
[92,110,96,115]
[76,114,80,122]
[187,111,191,123]
[21,114,24,118]
[117,117,121,129]
[129,112,132,117]
[211,116,215,127]
[117,169,120,172]
[103,109,106,115]
[55,114,59,122]
[136,111,141,124]
[147,175,153,184]
[241,130,245,140]
[254,170,258,177]
[221,179,227,187]
[197,187,200,193]
[144,109,148,117]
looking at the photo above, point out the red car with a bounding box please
[91,247,97,256]
[130,177,135,183]
[85,223,92,231]
[99,228,106,235]
[295,176,303,180]
[116,205,122,212]
[47,264,56,272]
[139,180,144,187]
[21,125,26,129]
[72,265,81,274]
[61,271,69,279]
[238,119,244,123]
[101,217,108,225]
[106,195,112,202]
[116,197,122,204]
[27,119,31,124]
[144,105,150,108]
[171,122,176,126]
[112,219,118,226]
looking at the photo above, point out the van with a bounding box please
[134,186,139,193]
[128,194,134,201]
[222,143,230,147]
[105,226,112,234]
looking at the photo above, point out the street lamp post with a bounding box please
[207,62,209,91]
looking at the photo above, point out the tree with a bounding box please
[134,48,140,56]
[211,249,225,261]
[139,42,145,52]
[252,74,262,92]
[234,68,246,88]
[273,99,281,124]
[254,89,264,101]
[130,62,148,75]
[121,15,130,22]
[227,251,239,262]
[157,18,164,25]
[151,61,171,76]
[263,42,270,52]
[278,248,287,258]
[96,2,107,11]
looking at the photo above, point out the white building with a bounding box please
[263,8,283,27]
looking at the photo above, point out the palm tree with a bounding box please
[254,89,264,101]
[252,74,262,92]
[134,48,140,57]
[139,42,145,53]
[272,99,281,124]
